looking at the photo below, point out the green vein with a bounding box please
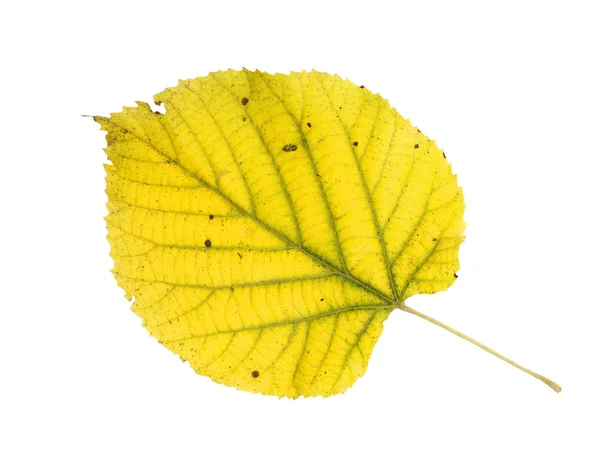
[315,74,398,302]
[257,72,349,275]
[356,97,385,163]
[110,198,242,218]
[388,163,441,267]
[206,333,235,368]
[121,273,337,290]
[228,329,264,374]
[265,323,298,371]
[381,144,418,233]
[99,108,394,305]
[166,99,219,187]
[150,290,216,327]
[330,310,379,390]
[211,73,303,246]
[369,115,399,196]
[307,313,339,387]
[397,210,463,300]
[136,285,176,311]
[291,321,311,390]
[165,304,391,344]
[180,82,258,214]
[108,220,289,252]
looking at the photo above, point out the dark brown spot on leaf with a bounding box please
[454,273,458,278]
[251,370,259,378]
[205,239,212,247]
[443,152,447,159]
[241,97,249,105]
[283,144,297,152]
[414,144,419,149]
[353,141,358,146]
[360,85,365,89]
[307,122,311,128]
[209,214,214,220]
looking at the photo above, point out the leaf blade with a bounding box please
[96,69,464,397]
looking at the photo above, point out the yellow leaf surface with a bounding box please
[95,69,465,397]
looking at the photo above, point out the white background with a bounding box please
[1,1,599,465]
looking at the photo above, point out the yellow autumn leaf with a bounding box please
[94,69,560,397]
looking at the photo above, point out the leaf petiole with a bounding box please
[399,303,562,393]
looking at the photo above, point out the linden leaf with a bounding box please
[94,69,560,397]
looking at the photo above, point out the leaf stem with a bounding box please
[399,303,562,393]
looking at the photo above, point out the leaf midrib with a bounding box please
[100,114,396,307]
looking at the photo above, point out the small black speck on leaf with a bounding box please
[443,152,447,159]
[414,144,419,149]
[360,85,365,89]
[209,214,214,220]
[241,97,249,105]
[205,239,212,247]
[320,298,324,302]
[283,144,298,152]
[242,117,246,122]
[251,370,259,378]
[432,237,438,242]
[454,273,458,278]
[353,141,358,147]
[307,122,311,128]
